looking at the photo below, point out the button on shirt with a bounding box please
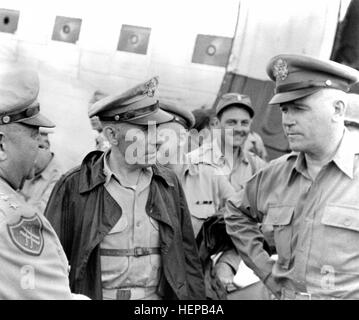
[100,151,162,299]
[225,129,359,299]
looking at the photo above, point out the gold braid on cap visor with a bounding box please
[276,80,350,94]
[0,104,40,125]
[98,102,159,122]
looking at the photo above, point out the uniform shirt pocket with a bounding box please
[320,205,359,271]
[263,205,295,270]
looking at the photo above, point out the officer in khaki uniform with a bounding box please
[45,77,206,300]
[225,54,359,299]
[0,67,74,299]
[187,93,267,290]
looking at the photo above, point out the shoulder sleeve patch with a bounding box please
[7,213,44,256]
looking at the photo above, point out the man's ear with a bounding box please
[103,126,118,146]
[0,132,7,161]
[333,100,346,122]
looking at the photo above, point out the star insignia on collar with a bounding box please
[273,58,289,81]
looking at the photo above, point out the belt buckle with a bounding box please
[134,247,149,257]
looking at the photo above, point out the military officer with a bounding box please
[45,77,206,300]
[0,67,73,299]
[225,54,359,299]
[186,93,267,291]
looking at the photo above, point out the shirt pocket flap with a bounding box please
[108,216,128,234]
[264,206,295,226]
[321,205,359,232]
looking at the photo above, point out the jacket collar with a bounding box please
[79,151,109,194]
[79,150,174,193]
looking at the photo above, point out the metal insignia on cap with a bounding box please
[272,58,289,81]
[144,77,158,97]
[325,80,332,86]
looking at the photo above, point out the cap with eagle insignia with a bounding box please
[266,54,359,105]
[88,77,174,125]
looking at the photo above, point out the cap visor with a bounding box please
[127,108,174,125]
[17,113,55,128]
[269,87,321,105]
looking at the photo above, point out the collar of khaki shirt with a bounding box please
[102,149,153,189]
[288,128,359,183]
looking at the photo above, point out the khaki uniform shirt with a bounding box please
[225,129,359,299]
[180,160,235,236]
[100,152,162,300]
[188,140,267,191]
[20,154,63,214]
[0,177,72,299]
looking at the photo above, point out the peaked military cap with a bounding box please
[267,54,359,105]
[216,93,255,118]
[88,77,173,125]
[345,93,359,126]
[159,102,195,129]
[88,89,109,107]
[0,68,54,127]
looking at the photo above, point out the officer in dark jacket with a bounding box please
[45,77,206,300]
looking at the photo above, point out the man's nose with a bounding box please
[233,123,246,132]
[282,112,296,127]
